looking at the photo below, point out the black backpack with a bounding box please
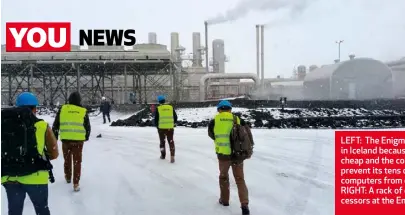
[1,107,54,181]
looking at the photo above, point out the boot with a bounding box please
[66,179,71,184]
[73,184,80,192]
[170,156,175,163]
[218,199,229,206]
[160,154,165,159]
[241,206,250,215]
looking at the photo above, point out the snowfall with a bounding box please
[2,108,398,215]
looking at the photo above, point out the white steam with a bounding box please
[206,0,314,25]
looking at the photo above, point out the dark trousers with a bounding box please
[218,159,249,206]
[158,128,175,158]
[62,141,84,185]
[103,112,111,124]
[3,183,50,215]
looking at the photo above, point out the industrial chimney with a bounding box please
[256,25,260,81]
[204,21,209,72]
[260,25,264,87]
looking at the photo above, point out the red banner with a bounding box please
[335,130,405,215]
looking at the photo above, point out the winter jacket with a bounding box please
[100,101,111,113]
[154,104,178,128]
[52,92,91,141]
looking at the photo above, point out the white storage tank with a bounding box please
[212,39,225,73]
[192,32,202,67]
[148,32,157,44]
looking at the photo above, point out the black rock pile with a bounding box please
[110,107,405,129]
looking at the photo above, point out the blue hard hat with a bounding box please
[157,95,165,102]
[16,92,39,107]
[217,100,232,109]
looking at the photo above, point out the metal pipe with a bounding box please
[199,73,259,101]
[260,25,265,89]
[35,60,164,64]
[204,21,209,73]
[256,25,260,82]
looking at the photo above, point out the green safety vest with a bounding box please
[1,120,49,185]
[213,112,240,155]
[59,104,87,141]
[157,104,174,129]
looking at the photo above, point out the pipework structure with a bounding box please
[1,27,262,104]
[1,44,175,105]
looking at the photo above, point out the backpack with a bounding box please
[1,107,52,178]
[230,115,254,161]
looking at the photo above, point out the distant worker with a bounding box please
[2,92,59,215]
[100,96,111,124]
[154,95,178,163]
[208,100,252,215]
[52,92,91,192]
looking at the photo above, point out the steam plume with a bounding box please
[264,0,313,27]
[206,0,312,25]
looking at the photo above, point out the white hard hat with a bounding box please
[102,96,106,100]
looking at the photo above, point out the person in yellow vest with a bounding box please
[154,95,178,163]
[52,92,91,192]
[208,100,250,215]
[2,92,59,215]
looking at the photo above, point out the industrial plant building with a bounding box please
[1,27,404,105]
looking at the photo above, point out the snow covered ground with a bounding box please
[2,111,344,215]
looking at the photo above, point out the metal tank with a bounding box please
[170,32,179,60]
[212,39,225,73]
[192,32,202,67]
[297,65,306,80]
[148,32,157,44]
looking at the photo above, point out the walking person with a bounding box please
[100,96,111,124]
[208,100,251,215]
[2,92,59,215]
[154,95,178,163]
[52,92,91,192]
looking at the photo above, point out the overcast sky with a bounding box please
[1,0,404,78]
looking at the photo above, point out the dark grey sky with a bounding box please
[1,0,404,77]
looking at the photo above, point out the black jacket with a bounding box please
[154,104,178,128]
[100,101,111,113]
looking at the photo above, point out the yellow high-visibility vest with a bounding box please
[157,104,174,129]
[1,120,49,185]
[213,112,240,155]
[59,104,87,140]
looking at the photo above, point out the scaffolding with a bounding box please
[1,59,177,105]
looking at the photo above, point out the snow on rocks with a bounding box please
[111,107,405,129]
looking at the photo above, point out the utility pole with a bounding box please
[335,40,344,61]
